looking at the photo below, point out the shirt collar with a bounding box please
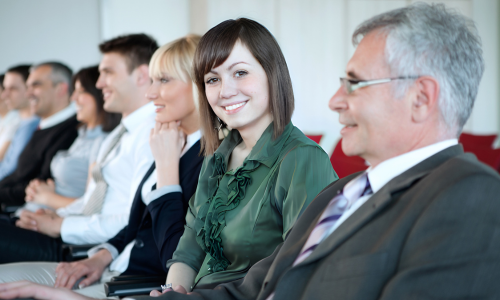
[121,101,155,132]
[79,125,103,138]
[367,139,458,193]
[39,102,76,130]
[181,130,201,157]
[215,122,294,168]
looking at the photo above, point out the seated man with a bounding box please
[0,65,40,181]
[0,34,158,263]
[0,72,21,163]
[0,62,78,211]
[1,3,500,300]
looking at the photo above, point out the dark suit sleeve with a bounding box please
[0,120,78,207]
[107,225,131,253]
[133,243,283,300]
[378,174,500,299]
[148,191,188,273]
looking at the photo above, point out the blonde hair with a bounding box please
[149,34,201,108]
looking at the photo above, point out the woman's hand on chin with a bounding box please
[149,121,185,187]
[0,281,91,300]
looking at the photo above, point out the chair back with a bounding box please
[459,133,497,148]
[306,134,323,144]
[330,138,368,178]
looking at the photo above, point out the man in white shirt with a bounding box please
[0,34,159,263]
[0,65,40,181]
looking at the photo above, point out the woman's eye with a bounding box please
[235,70,248,78]
[160,78,169,83]
[205,77,219,85]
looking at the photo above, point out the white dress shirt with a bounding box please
[0,110,21,147]
[322,139,458,239]
[58,102,155,244]
[89,130,201,273]
[38,102,76,130]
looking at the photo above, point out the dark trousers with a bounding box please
[0,222,63,263]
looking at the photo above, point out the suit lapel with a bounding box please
[295,145,464,267]
[178,140,202,183]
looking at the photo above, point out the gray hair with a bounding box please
[31,62,73,95]
[353,2,484,136]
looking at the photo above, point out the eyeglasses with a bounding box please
[339,76,420,94]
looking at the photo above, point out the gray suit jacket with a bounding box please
[136,145,500,300]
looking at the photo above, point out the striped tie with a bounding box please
[82,124,127,216]
[293,172,372,266]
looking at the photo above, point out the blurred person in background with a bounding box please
[0,65,39,181]
[0,34,204,299]
[24,66,121,211]
[0,62,78,210]
[0,73,21,162]
[0,34,157,264]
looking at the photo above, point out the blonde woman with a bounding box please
[0,34,203,299]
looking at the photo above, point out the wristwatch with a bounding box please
[161,283,173,292]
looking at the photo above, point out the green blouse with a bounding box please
[167,122,337,289]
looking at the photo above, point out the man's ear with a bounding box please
[55,82,69,98]
[134,64,150,87]
[411,76,440,123]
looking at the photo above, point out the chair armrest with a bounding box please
[110,275,166,282]
[61,244,97,262]
[105,277,166,297]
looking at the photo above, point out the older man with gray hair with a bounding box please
[0,62,78,212]
[0,3,499,300]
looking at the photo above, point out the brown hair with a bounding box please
[194,18,295,155]
[73,66,121,132]
[99,33,159,73]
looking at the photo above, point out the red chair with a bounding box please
[306,134,323,144]
[461,144,500,171]
[459,132,497,149]
[330,138,368,178]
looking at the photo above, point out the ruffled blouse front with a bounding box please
[168,122,337,288]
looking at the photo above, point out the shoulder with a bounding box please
[278,126,330,164]
[428,152,500,187]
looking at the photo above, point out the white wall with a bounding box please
[100,0,190,45]
[0,0,102,72]
[0,0,498,153]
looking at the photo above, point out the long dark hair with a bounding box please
[72,66,121,132]
[194,18,295,155]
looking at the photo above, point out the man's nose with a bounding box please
[329,87,348,112]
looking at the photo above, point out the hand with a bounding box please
[149,121,185,187]
[150,121,185,164]
[55,249,112,289]
[0,280,92,300]
[149,285,188,296]
[25,179,42,202]
[16,209,63,238]
[16,210,39,231]
[25,179,56,205]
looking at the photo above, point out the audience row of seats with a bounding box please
[306,133,500,178]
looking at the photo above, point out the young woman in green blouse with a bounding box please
[0,18,337,300]
[158,18,338,294]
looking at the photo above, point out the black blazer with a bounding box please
[0,115,79,208]
[107,140,203,276]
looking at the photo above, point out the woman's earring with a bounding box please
[216,117,229,140]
